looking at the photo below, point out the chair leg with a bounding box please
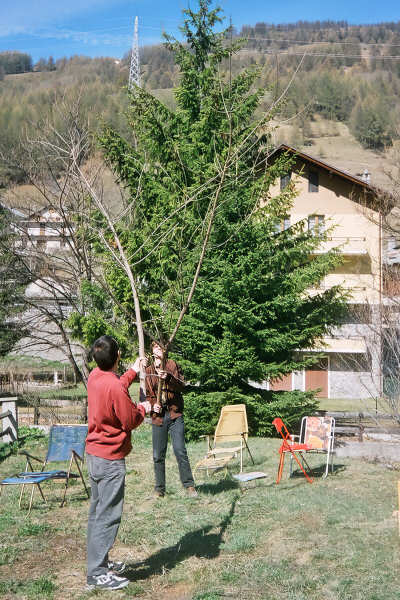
[289,449,313,483]
[73,452,90,499]
[323,450,330,478]
[27,483,46,514]
[60,455,74,507]
[27,485,35,515]
[276,452,285,484]
[19,483,25,508]
[37,483,47,504]
[245,440,255,465]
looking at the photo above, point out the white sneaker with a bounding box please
[108,560,126,574]
[86,573,129,591]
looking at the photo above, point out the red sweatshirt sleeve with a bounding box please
[119,368,138,389]
[113,369,145,431]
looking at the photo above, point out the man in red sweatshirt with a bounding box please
[85,335,151,592]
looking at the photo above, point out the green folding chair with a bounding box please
[1,424,89,513]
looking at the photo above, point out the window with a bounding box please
[308,215,325,235]
[280,172,291,190]
[308,170,319,192]
[275,215,291,233]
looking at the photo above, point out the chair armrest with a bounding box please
[18,451,44,463]
[214,433,247,437]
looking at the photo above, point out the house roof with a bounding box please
[0,201,26,219]
[267,144,397,214]
[268,143,378,191]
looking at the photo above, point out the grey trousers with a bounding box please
[152,414,195,493]
[86,454,126,579]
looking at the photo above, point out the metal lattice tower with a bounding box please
[129,16,140,90]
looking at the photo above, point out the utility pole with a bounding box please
[129,16,140,90]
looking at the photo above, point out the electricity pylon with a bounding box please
[128,16,140,90]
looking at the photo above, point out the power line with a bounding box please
[240,36,400,47]
[238,48,400,60]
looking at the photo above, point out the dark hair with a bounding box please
[92,335,119,371]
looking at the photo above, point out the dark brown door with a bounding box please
[270,373,292,391]
[305,359,328,398]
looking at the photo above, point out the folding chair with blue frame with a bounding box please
[0,424,89,513]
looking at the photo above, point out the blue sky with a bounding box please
[0,0,399,62]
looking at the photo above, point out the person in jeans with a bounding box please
[86,335,151,591]
[145,342,197,498]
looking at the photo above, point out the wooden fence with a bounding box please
[316,410,400,440]
[18,397,87,426]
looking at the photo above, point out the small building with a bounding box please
[14,207,73,252]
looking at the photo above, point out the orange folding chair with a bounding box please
[272,417,313,484]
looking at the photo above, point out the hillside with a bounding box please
[274,117,399,190]
[1,20,400,191]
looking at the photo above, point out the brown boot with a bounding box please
[186,486,198,498]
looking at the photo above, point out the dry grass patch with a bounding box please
[0,427,399,599]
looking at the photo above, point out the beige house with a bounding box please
[266,144,385,400]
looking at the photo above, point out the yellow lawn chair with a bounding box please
[195,404,255,475]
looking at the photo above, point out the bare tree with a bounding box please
[0,99,112,405]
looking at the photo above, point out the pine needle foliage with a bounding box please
[95,0,346,392]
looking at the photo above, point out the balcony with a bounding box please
[309,284,367,295]
[312,236,367,255]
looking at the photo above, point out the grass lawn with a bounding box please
[0,427,399,600]
[317,397,380,413]
[39,384,87,400]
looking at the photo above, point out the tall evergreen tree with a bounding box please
[83,1,346,395]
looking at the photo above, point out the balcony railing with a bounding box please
[310,285,367,293]
[312,236,367,255]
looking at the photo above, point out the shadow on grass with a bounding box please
[196,478,239,495]
[0,434,44,464]
[291,463,347,479]
[125,497,238,581]
[0,442,19,464]
[0,449,13,464]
